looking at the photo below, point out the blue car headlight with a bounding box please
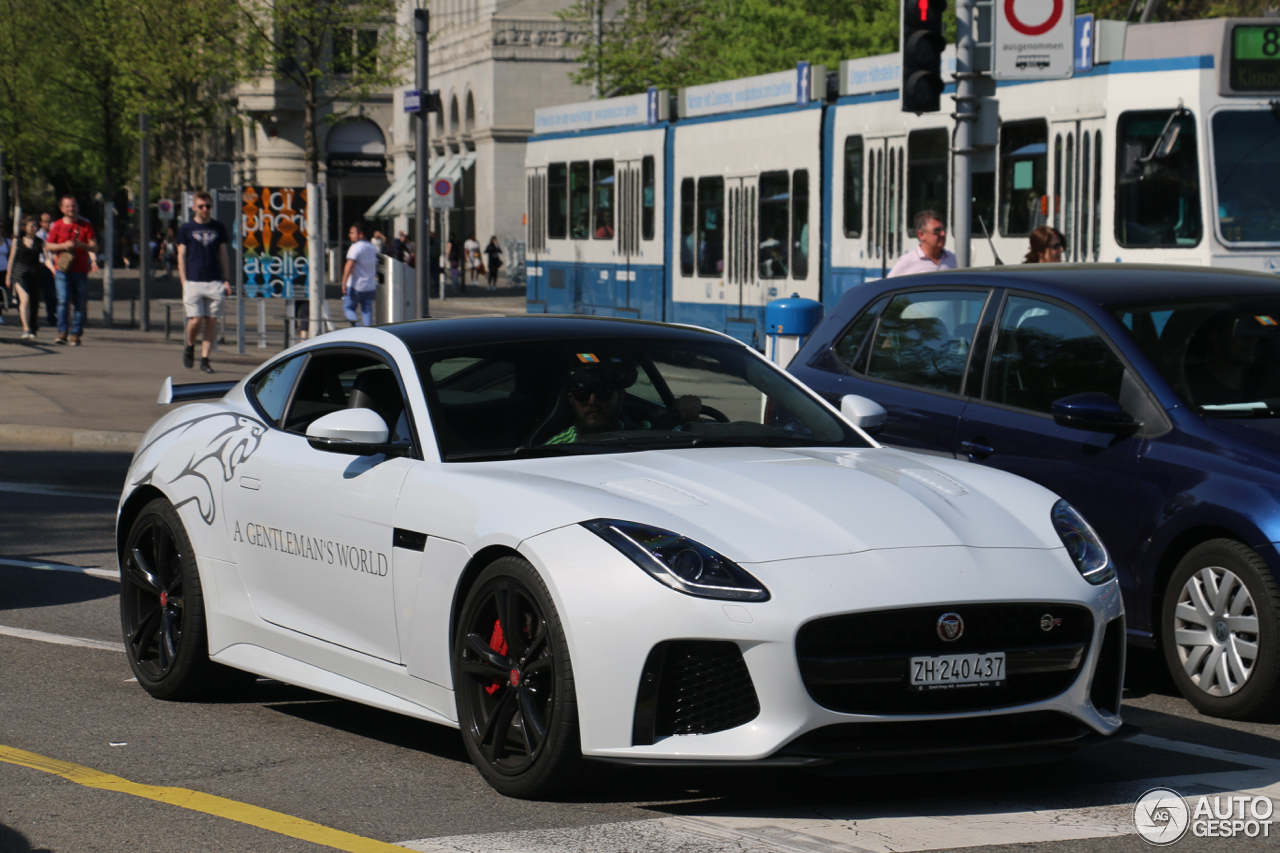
[582,519,770,602]
[1051,500,1115,585]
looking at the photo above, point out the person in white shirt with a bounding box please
[887,210,957,278]
[342,223,380,326]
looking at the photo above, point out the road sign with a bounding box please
[404,89,421,113]
[157,198,174,221]
[993,0,1074,80]
[431,177,455,209]
[1075,14,1094,72]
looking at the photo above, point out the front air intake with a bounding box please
[632,640,760,745]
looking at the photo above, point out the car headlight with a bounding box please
[1051,499,1114,585]
[582,519,770,602]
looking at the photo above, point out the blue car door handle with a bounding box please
[961,440,994,458]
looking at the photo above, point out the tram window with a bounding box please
[1093,130,1102,259]
[972,172,995,237]
[1000,121,1047,237]
[792,169,809,279]
[908,129,948,224]
[569,161,590,240]
[758,171,790,279]
[697,177,724,277]
[680,178,694,276]
[592,160,614,240]
[844,136,864,238]
[1212,110,1280,244]
[1115,110,1202,248]
[547,163,567,240]
[642,156,655,241]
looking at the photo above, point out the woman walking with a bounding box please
[484,236,503,290]
[6,216,45,340]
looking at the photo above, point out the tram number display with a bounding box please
[909,652,1006,691]
[1229,25,1280,93]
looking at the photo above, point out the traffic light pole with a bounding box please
[952,0,977,267]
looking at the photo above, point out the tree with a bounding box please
[237,0,412,184]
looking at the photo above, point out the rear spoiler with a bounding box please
[158,376,238,405]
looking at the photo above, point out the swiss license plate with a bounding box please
[909,652,1006,691]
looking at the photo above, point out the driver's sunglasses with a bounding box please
[570,387,622,404]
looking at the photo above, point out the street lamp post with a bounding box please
[415,7,430,319]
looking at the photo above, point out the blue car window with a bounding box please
[989,296,1124,413]
[832,296,889,373]
[864,291,988,393]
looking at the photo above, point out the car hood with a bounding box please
[469,446,1064,563]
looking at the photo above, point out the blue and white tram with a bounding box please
[526,17,1280,347]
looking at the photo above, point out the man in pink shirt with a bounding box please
[887,210,957,278]
[45,196,99,345]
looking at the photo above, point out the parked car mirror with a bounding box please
[1051,392,1141,435]
[306,408,408,456]
[840,395,887,435]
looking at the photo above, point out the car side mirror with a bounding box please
[1051,392,1141,435]
[840,394,887,436]
[306,408,409,456]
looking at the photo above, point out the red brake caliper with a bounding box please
[484,619,508,696]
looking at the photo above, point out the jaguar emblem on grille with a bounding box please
[937,612,964,641]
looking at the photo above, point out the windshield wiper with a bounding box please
[445,444,616,461]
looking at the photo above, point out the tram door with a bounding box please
[866,136,907,279]
[1050,118,1106,263]
[614,159,642,316]
[526,167,547,305]
[724,175,759,336]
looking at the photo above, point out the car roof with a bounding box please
[890,264,1280,307]
[380,314,734,353]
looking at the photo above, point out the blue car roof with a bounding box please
[880,264,1280,307]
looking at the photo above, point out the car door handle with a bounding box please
[960,440,993,458]
[240,477,261,490]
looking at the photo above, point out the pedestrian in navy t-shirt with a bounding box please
[177,191,231,373]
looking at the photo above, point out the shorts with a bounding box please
[183,280,226,319]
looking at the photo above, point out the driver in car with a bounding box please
[546,357,702,444]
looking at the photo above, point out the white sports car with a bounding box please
[117,316,1126,798]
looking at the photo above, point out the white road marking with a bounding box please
[400,738,1280,853]
[0,558,118,581]
[0,624,123,652]
[0,481,118,501]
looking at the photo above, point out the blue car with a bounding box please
[789,265,1280,720]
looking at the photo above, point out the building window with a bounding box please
[333,29,378,75]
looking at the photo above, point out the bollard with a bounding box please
[164,304,171,340]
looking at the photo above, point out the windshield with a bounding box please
[413,336,871,460]
[1114,297,1280,416]
[1213,109,1280,244]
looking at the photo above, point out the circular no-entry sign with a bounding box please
[434,178,453,196]
[1003,0,1063,36]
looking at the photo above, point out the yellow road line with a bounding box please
[0,744,407,853]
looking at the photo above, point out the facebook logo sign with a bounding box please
[1075,14,1094,73]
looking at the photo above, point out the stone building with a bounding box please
[232,0,604,261]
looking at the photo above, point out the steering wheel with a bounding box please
[699,404,729,423]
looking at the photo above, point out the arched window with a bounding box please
[449,95,460,137]
[465,92,476,134]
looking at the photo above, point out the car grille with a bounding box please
[632,640,760,745]
[796,603,1094,714]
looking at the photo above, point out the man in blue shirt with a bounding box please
[177,191,230,373]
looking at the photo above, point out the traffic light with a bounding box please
[902,0,947,114]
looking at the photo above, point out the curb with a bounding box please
[0,424,144,451]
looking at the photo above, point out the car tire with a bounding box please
[120,498,254,701]
[1161,539,1280,720]
[453,556,589,799]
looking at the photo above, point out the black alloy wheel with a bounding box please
[120,498,251,700]
[454,556,587,798]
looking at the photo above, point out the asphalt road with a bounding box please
[2,444,1279,853]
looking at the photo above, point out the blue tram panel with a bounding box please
[528,19,1280,348]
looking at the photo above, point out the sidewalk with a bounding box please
[0,268,528,450]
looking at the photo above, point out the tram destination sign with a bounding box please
[1225,22,1280,95]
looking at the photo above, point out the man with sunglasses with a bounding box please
[887,209,957,278]
[546,359,702,444]
[177,191,231,373]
